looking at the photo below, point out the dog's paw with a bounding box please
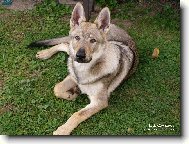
[54,85,78,101]
[36,50,52,60]
[53,125,71,135]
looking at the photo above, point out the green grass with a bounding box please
[0,1,180,135]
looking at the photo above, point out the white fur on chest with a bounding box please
[78,82,103,96]
[71,44,120,84]
[74,62,91,78]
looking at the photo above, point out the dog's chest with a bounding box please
[72,62,92,83]
[68,59,103,95]
[78,82,103,96]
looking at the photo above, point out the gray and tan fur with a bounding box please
[33,2,138,135]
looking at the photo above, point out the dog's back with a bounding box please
[108,24,139,79]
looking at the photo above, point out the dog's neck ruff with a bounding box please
[68,43,121,85]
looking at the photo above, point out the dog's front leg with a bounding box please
[53,92,108,135]
[54,75,79,101]
[36,43,69,60]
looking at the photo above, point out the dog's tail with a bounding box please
[28,36,70,48]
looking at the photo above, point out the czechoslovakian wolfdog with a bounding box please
[30,2,138,135]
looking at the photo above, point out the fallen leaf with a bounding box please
[127,127,134,133]
[152,48,160,58]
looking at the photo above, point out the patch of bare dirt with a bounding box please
[0,70,4,90]
[25,69,43,78]
[0,13,11,19]
[0,103,14,115]
[4,0,43,11]
[144,1,179,17]
[58,0,82,5]
[111,19,133,29]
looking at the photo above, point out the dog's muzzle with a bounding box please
[75,48,91,63]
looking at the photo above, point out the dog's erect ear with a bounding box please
[94,7,110,33]
[70,2,86,28]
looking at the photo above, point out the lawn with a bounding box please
[0,1,180,135]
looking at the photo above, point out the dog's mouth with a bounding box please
[74,57,92,63]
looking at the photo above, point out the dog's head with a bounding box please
[69,2,110,63]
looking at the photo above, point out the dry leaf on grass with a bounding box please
[152,48,160,58]
[127,127,134,133]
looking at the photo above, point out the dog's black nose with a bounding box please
[76,48,86,59]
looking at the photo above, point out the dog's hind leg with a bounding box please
[54,75,79,101]
[36,43,69,60]
[53,91,108,135]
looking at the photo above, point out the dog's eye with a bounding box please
[90,39,96,43]
[75,36,80,41]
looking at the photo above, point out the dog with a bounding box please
[30,2,139,135]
